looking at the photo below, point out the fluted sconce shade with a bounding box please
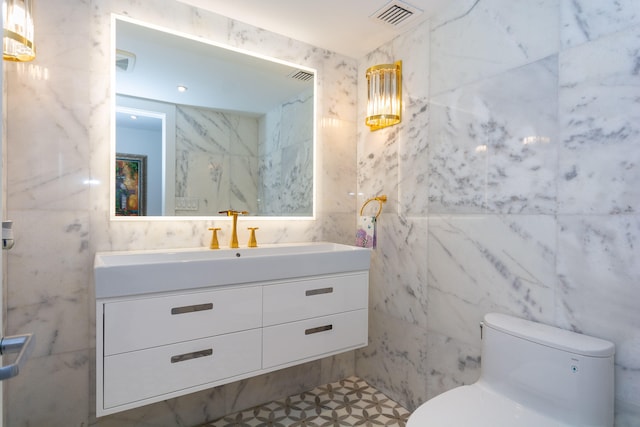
[366,61,401,131]
[3,0,35,62]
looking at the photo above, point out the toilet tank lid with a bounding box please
[483,313,615,357]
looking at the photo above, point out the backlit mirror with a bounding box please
[112,17,316,218]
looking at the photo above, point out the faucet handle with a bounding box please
[247,227,259,248]
[218,210,249,216]
[208,227,221,249]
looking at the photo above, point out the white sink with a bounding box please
[94,242,371,298]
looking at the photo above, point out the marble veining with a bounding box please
[429,56,558,214]
[427,215,556,347]
[561,0,640,49]
[558,25,640,214]
[3,0,640,425]
[174,88,314,217]
[4,0,358,426]
[175,105,259,215]
[557,215,640,406]
[430,0,559,95]
[259,87,313,216]
[357,1,640,425]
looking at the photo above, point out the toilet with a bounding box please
[408,313,615,426]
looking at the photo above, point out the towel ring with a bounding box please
[360,195,387,219]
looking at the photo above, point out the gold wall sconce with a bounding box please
[365,60,401,131]
[3,0,36,62]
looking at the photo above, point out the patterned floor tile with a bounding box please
[202,376,410,427]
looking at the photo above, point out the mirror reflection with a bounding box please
[113,17,315,217]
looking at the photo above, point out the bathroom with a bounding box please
[2,0,639,426]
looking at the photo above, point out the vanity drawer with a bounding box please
[262,309,368,369]
[103,286,262,355]
[103,328,261,409]
[263,273,368,326]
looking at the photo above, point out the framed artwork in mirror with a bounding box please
[115,153,147,216]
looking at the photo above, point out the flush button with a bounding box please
[570,357,579,373]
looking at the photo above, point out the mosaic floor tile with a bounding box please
[202,376,410,427]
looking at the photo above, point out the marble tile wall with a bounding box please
[356,0,640,425]
[175,86,314,217]
[3,0,357,426]
[258,87,314,216]
[4,0,638,426]
[175,105,259,215]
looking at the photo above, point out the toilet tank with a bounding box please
[479,313,615,427]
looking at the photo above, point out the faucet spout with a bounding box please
[218,210,248,248]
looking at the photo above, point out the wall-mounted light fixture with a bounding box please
[365,60,401,131]
[3,0,35,62]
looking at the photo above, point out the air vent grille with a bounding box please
[290,70,314,82]
[371,1,422,28]
[377,4,413,25]
[115,49,136,72]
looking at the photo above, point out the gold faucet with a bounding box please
[218,210,248,248]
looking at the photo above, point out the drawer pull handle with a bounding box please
[171,303,213,315]
[305,287,333,296]
[170,348,213,363]
[305,324,333,335]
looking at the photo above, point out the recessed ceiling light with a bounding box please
[177,85,188,92]
[130,115,137,120]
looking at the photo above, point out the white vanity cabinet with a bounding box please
[262,273,368,369]
[95,271,369,417]
[103,286,263,355]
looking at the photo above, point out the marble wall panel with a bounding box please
[558,26,640,214]
[429,57,559,214]
[279,88,314,150]
[367,215,428,327]
[425,331,482,400]
[396,23,430,217]
[279,143,313,214]
[430,0,559,95]
[356,309,429,410]
[6,351,90,427]
[317,119,357,215]
[561,0,640,49]
[427,215,557,346]
[557,215,640,409]
[259,88,313,216]
[175,105,258,215]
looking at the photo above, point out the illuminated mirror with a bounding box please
[112,17,316,218]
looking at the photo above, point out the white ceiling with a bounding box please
[176,0,450,58]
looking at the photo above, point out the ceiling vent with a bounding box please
[371,0,423,28]
[115,49,136,72]
[289,70,314,82]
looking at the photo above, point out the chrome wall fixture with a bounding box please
[365,60,402,131]
[3,0,35,62]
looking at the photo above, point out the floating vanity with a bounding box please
[94,242,371,416]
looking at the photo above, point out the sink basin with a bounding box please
[94,242,371,298]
